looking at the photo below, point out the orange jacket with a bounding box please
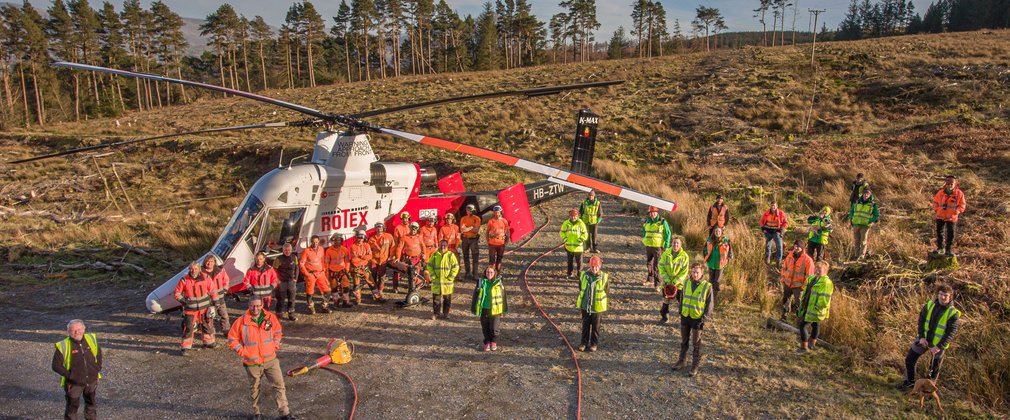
[932,186,966,222]
[439,223,461,251]
[227,309,282,366]
[349,241,373,268]
[486,217,510,246]
[324,245,350,272]
[759,209,789,230]
[393,224,411,243]
[243,264,279,298]
[299,246,326,278]
[396,234,427,259]
[369,232,395,265]
[780,251,814,288]
[174,272,217,312]
[460,214,482,239]
[420,225,439,252]
[708,205,727,228]
[205,267,230,296]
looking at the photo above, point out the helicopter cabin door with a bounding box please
[258,207,308,256]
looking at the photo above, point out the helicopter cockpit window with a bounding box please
[212,195,264,258]
[260,207,307,256]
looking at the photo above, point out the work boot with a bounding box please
[809,339,818,351]
[659,304,669,324]
[578,344,587,352]
[895,380,914,391]
[205,342,219,349]
[319,301,332,314]
[589,345,597,352]
[306,295,316,315]
[796,341,810,354]
[688,354,704,377]
[180,348,190,357]
[287,311,297,322]
[672,348,688,371]
[279,414,297,420]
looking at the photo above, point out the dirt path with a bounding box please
[0,196,946,419]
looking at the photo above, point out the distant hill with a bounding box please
[2,2,212,56]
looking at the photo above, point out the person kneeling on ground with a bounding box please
[472,266,508,352]
[577,256,609,352]
[674,264,714,377]
[896,283,961,391]
[797,261,834,353]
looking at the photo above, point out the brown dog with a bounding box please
[910,378,944,415]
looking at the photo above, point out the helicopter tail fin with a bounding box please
[570,109,599,176]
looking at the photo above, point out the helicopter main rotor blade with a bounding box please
[350,80,623,119]
[53,62,334,121]
[8,120,311,164]
[377,127,677,212]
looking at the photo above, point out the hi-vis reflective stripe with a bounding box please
[378,128,677,212]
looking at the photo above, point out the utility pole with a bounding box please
[808,9,825,67]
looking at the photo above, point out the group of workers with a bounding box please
[54,174,968,419]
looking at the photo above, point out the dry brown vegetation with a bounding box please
[2,30,1010,414]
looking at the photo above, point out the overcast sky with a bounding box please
[48,0,935,38]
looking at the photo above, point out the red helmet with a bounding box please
[569,209,579,217]
[648,206,659,213]
[589,256,603,268]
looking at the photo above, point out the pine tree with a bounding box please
[69,0,101,113]
[474,2,498,70]
[249,16,273,89]
[302,2,325,87]
[150,1,187,103]
[332,1,354,82]
[631,0,648,58]
[650,1,667,56]
[607,26,625,59]
[48,0,77,120]
[21,2,48,126]
[692,6,722,52]
[97,2,127,111]
[837,0,863,39]
[754,0,771,46]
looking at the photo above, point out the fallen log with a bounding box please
[765,317,836,351]
[115,241,149,256]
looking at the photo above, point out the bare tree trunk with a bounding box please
[284,39,293,89]
[176,59,189,101]
[73,74,80,121]
[218,46,227,95]
[19,67,29,127]
[259,42,268,90]
[243,41,251,91]
[307,33,316,87]
[343,37,351,82]
[30,61,44,127]
[154,79,162,107]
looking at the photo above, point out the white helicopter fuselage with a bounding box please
[145,131,419,313]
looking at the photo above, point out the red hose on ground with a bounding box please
[516,208,584,420]
[285,364,358,420]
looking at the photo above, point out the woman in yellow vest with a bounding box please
[576,256,609,352]
[642,206,672,287]
[797,261,834,352]
[561,208,590,278]
[579,190,603,253]
[674,264,714,377]
[428,239,460,320]
[472,266,508,351]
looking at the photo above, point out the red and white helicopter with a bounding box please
[13,62,677,313]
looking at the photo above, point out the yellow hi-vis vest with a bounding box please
[576,271,608,313]
[642,219,665,248]
[55,333,101,387]
[474,277,506,317]
[850,201,875,226]
[427,250,460,295]
[799,275,834,322]
[581,199,601,225]
[659,248,690,288]
[924,300,961,349]
[560,218,589,253]
[681,280,711,319]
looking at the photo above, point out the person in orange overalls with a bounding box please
[203,254,231,332]
[439,212,461,255]
[369,222,395,296]
[485,205,510,273]
[300,235,331,314]
[227,297,292,419]
[350,230,380,303]
[243,252,279,310]
[174,261,219,356]
[396,222,429,293]
[420,215,439,261]
[932,175,967,256]
[459,204,482,281]
[325,234,351,306]
[391,212,413,293]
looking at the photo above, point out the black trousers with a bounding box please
[587,224,599,251]
[566,251,583,276]
[935,220,956,252]
[781,284,802,317]
[480,315,500,344]
[432,293,452,315]
[274,280,297,313]
[461,237,480,277]
[798,320,820,342]
[680,324,703,359]
[806,242,826,261]
[64,382,98,420]
[646,246,662,285]
[488,244,505,272]
[905,341,945,383]
[580,310,602,347]
[708,268,723,306]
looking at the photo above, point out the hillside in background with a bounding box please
[2,30,1010,414]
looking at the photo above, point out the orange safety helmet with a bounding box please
[648,206,659,213]
[589,256,603,268]
[569,208,579,217]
